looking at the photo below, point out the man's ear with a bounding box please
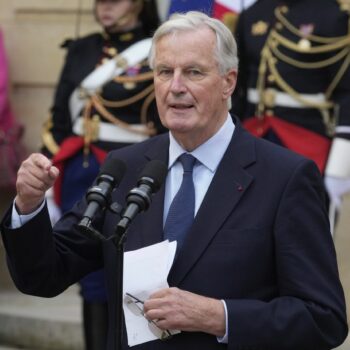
[222,69,237,100]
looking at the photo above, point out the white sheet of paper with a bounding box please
[122,240,179,346]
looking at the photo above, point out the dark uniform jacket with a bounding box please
[232,0,350,172]
[42,26,163,156]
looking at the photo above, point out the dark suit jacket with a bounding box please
[1,118,348,350]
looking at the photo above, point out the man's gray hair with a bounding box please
[148,11,239,74]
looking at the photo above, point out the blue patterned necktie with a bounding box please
[164,153,196,251]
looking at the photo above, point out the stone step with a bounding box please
[0,285,83,350]
[0,347,36,350]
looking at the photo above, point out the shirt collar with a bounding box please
[168,114,235,172]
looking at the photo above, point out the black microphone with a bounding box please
[78,158,126,235]
[118,160,168,231]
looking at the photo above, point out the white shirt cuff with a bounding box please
[11,200,46,229]
[217,299,228,343]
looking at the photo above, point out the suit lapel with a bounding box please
[168,125,257,286]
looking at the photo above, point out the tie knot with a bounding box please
[179,153,196,173]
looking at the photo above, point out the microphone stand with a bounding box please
[76,165,164,350]
[76,202,128,350]
[111,182,155,349]
[110,183,156,349]
[112,217,130,350]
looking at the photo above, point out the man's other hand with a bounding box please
[144,287,225,337]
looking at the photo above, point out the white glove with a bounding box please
[324,176,350,209]
[325,137,350,209]
[45,189,62,226]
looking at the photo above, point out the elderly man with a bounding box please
[1,11,347,350]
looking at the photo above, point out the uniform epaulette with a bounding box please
[337,0,350,13]
[222,11,240,33]
[41,116,60,155]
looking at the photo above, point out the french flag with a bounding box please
[213,0,257,18]
[167,0,214,17]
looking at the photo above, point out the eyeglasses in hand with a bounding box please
[125,292,173,341]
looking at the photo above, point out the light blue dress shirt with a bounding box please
[164,114,235,344]
[164,114,235,223]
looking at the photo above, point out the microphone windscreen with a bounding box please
[98,158,126,185]
[139,160,168,192]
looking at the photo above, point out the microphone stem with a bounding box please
[115,218,130,240]
[79,217,92,227]
[113,227,125,350]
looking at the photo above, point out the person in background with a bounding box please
[1,10,348,350]
[0,28,26,191]
[0,29,11,131]
[40,1,163,349]
[231,0,350,224]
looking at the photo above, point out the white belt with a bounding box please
[247,88,327,109]
[72,117,150,144]
[335,126,350,134]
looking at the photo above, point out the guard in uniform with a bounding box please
[41,1,163,349]
[232,0,350,212]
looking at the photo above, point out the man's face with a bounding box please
[153,27,237,150]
